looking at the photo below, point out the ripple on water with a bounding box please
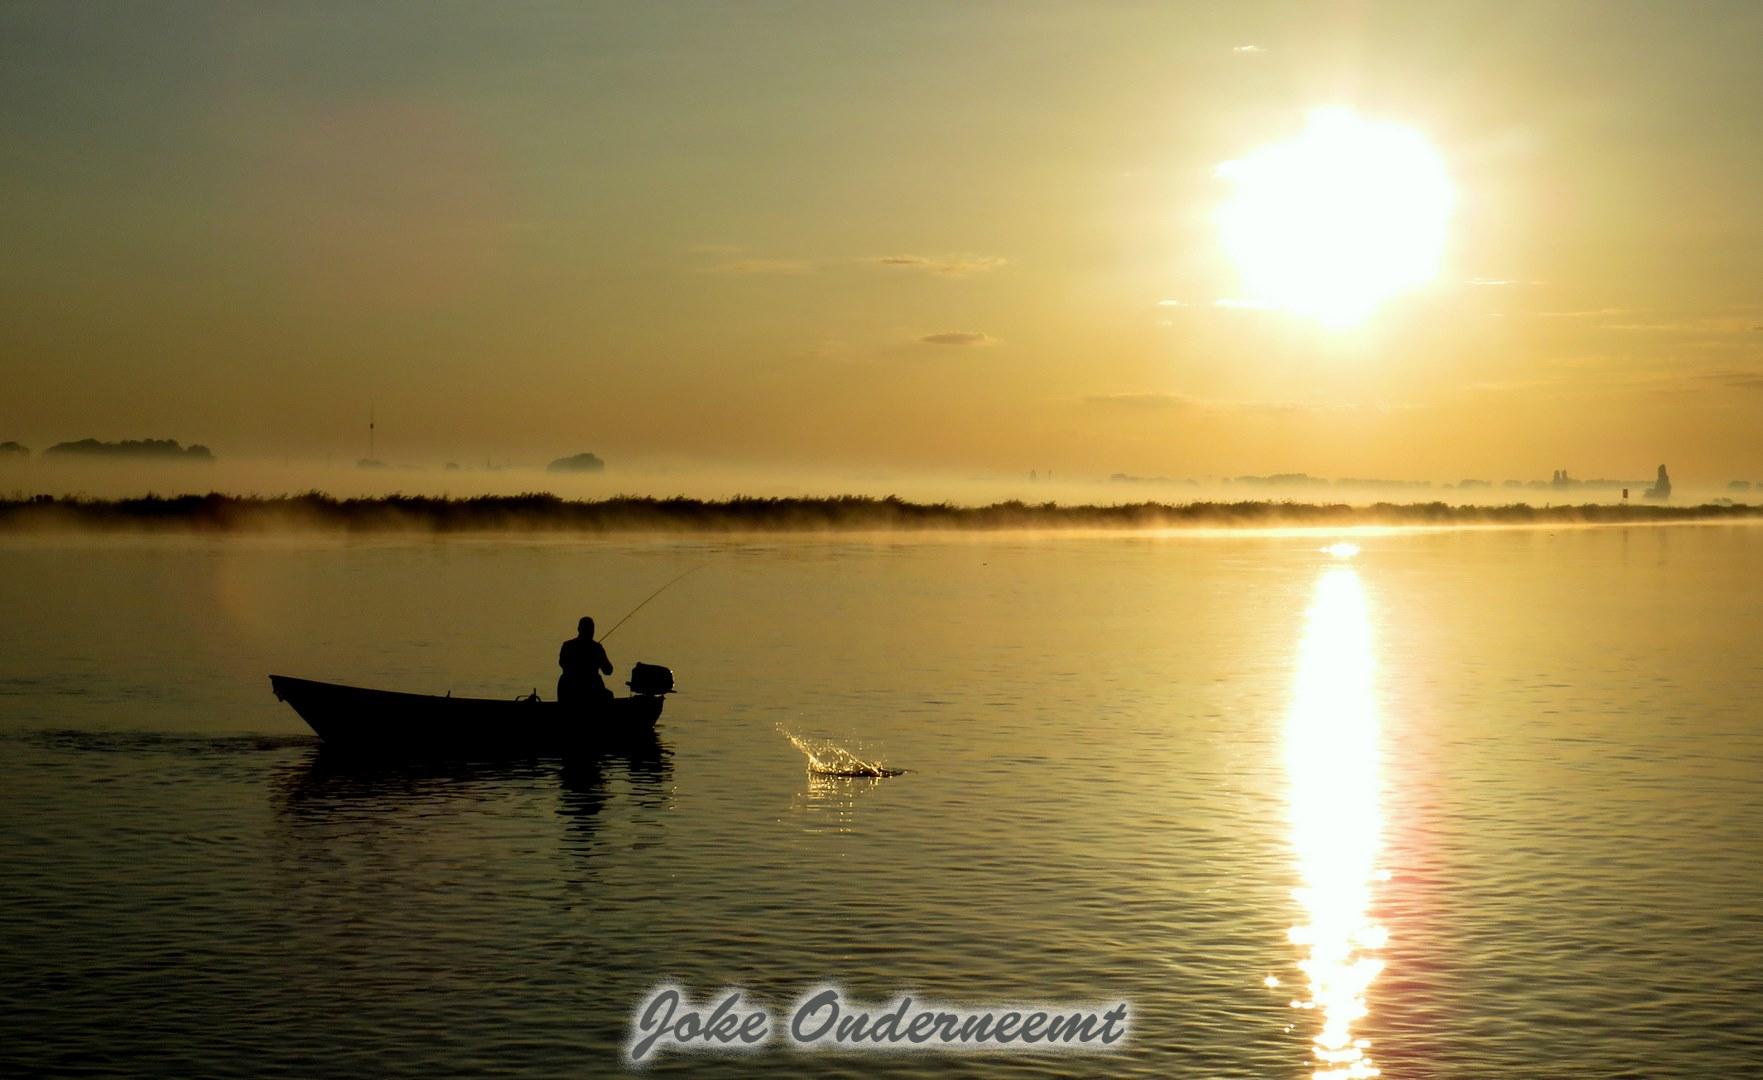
[3,528,1763,1077]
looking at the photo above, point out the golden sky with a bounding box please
[3,2,1761,483]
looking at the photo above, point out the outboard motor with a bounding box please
[627,662,675,697]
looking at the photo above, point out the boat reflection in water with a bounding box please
[1282,558,1388,1079]
[278,733,673,861]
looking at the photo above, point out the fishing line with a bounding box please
[598,563,706,642]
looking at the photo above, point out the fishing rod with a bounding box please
[598,563,706,643]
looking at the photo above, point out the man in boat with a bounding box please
[558,616,615,707]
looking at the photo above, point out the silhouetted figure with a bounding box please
[558,616,614,707]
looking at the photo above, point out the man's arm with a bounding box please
[597,643,614,676]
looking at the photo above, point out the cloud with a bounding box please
[1703,369,1763,390]
[692,250,1008,278]
[918,331,996,347]
[1601,316,1760,333]
[1466,277,1545,287]
[1232,44,1265,53]
[872,254,1006,277]
[1086,392,1410,415]
[807,339,856,362]
[1153,297,1290,313]
[1084,393,1194,409]
[702,258,816,276]
[1534,307,1633,318]
[1467,364,1763,398]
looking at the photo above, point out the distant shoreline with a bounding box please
[2,492,1761,533]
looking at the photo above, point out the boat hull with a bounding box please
[270,674,665,756]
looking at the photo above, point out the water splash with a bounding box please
[780,728,903,777]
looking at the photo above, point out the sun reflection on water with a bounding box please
[1283,564,1386,1078]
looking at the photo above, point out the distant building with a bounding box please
[1644,464,1672,501]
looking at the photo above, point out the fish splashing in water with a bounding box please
[781,729,904,777]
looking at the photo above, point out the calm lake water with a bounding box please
[3,526,1762,1077]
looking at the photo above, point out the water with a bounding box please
[3,526,1762,1077]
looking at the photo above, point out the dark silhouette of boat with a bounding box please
[269,668,671,755]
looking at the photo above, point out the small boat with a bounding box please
[270,663,674,756]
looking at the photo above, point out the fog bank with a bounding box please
[1,455,1753,509]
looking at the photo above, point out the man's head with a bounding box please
[578,616,595,638]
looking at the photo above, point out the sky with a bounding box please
[2,1,1762,485]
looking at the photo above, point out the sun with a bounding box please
[1215,107,1454,328]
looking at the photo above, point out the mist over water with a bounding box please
[2,454,1750,508]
